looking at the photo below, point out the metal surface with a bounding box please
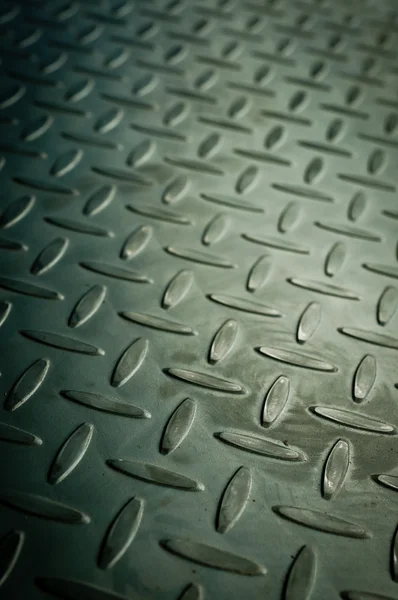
[0,0,398,598]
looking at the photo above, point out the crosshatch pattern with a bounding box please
[1,0,398,598]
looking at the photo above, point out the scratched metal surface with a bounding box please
[0,0,398,598]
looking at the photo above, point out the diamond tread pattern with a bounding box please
[0,0,398,599]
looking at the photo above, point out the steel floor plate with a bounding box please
[1,0,398,598]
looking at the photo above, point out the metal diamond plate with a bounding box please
[0,0,398,598]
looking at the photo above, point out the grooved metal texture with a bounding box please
[1,0,398,598]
